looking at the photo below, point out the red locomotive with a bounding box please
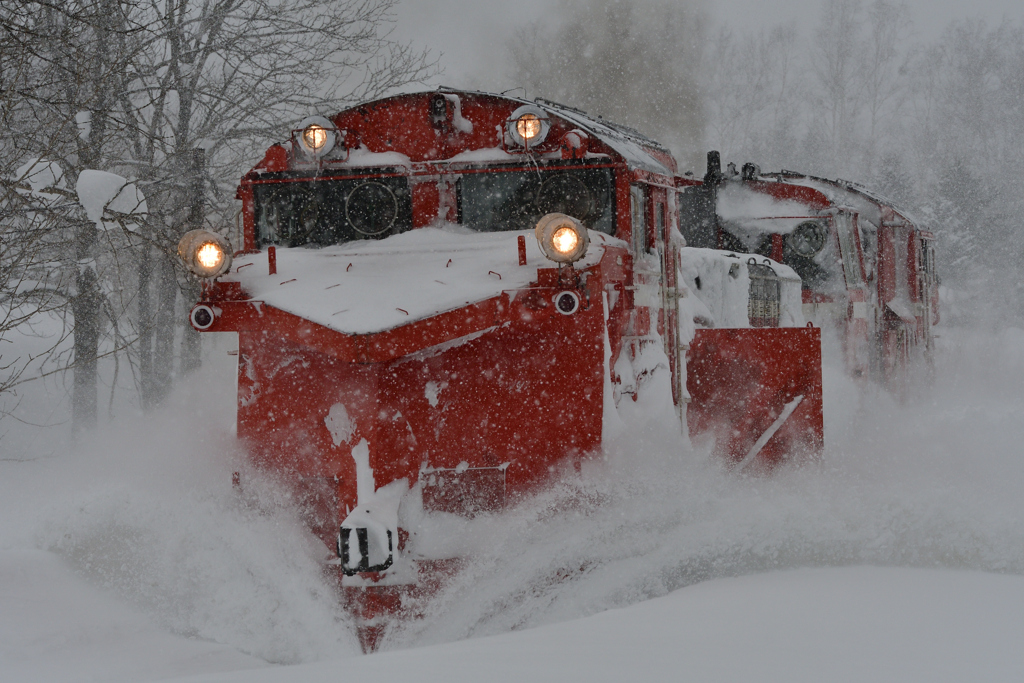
[679,154,938,395]
[177,90,932,649]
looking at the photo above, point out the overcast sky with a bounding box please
[394,0,1024,89]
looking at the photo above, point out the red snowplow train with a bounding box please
[178,90,936,650]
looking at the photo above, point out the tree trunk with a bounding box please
[71,0,113,433]
[71,220,100,434]
[137,245,156,409]
[152,253,177,402]
[180,148,205,375]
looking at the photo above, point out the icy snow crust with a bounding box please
[6,327,1024,680]
[227,226,622,335]
[550,105,674,176]
[86,567,1024,683]
[770,174,926,231]
[15,157,65,192]
[76,169,148,230]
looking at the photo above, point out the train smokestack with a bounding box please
[705,151,722,185]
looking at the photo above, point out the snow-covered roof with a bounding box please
[764,174,923,229]
[538,102,675,177]
[319,90,676,177]
[226,226,623,335]
[427,91,674,175]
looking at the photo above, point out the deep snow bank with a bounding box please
[159,566,1024,683]
[0,336,362,667]
[2,324,1024,680]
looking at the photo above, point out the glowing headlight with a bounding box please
[516,114,541,141]
[535,213,589,264]
[178,229,233,279]
[302,124,328,151]
[196,242,224,270]
[296,115,338,157]
[507,105,550,148]
[551,225,579,254]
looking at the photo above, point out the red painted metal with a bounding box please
[229,272,607,531]
[746,180,831,210]
[770,233,784,263]
[687,327,824,469]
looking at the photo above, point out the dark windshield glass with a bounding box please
[254,176,412,248]
[458,167,615,234]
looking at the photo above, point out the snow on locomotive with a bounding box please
[175,90,879,649]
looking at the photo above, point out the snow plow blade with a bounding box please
[686,326,824,469]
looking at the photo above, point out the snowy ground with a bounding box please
[3,324,1024,681]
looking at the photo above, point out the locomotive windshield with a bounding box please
[253,166,615,248]
[254,175,413,248]
[459,167,615,235]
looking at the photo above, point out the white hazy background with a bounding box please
[394,0,1024,85]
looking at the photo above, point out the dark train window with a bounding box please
[345,182,399,236]
[254,175,412,247]
[630,184,648,253]
[458,167,614,234]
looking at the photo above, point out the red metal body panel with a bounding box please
[686,327,824,469]
[746,181,831,211]
[230,269,607,547]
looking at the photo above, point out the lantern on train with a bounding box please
[297,115,339,158]
[788,220,827,257]
[507,105,550,148]
[178,229,232,279]
[535,212,589,263]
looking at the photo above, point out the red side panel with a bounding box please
[687,327,824,469]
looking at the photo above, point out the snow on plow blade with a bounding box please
[687,326,824,469]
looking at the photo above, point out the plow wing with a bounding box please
[686,326,824,469]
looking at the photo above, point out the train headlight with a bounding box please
[296,115,338,157]
[788,220,827,257]
[517,114,541,141]
[535,212,589,263]
[507,105,550,148]
[302,125,328,151]
[552,225,579,253]
[553,291,580,315]
[178,229,233,279]
[190,304,216,330]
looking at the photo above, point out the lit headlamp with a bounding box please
[296,115,338,158]
[507,105,550,148]
[178,229,232,279]
[535,212,589,264]
[303,125,328,151]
